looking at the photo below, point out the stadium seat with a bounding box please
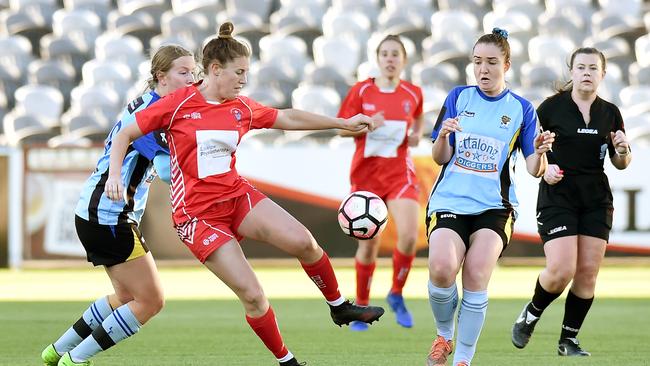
[214,9,267,59]
[2,111,59,145]
[225,0,273,20]
[69,84,123,123]
[430,9,480,43]
[94,32,146,78]
[27,59,76,108]
[517,86,554,108]
[411,61,460,90]
[291,84,341,117]
[161,11,210,43]
[313,36,361,79]
[438,0,490,19]
[492,0,544,25]
[81,59,133,98]
[322,9,372,46]
[242,84,286,108]
[331,0,380,27]
[0,33,34,76]
[60,110,111,140]
[150,34,199,57]
[377,8,429,52]
[0,9,52,57]
[619,85,650,109]
[14,84,64,127]
[483,10,535,45]
[545,0,594,23]
[528,35,575,69]
[259,34,309,79]
[47,133,93,147]
[117,0,168,27]
[171,0,221,20]
[248,60,297,108]
[519,62,562,89]
[538,11,586,44]
[270,4,324,54]
[39,35,90,74]
[598,0,642,17]
[107,11,159,49]
[421,37,470,73]
[628,62,650,86]
[591,10,645,45]
[634,34,650,67]
[356,61,380,81]
[63,0,110,28]
[303,62,352,100]
[51,8,101,55]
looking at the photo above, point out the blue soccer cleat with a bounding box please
[386,292,413,328]
[349,320,369,332]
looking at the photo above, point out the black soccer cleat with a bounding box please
[279,357,306,366]
[558,338,591,356]
[329,300,385,327]
[512,302,540,349]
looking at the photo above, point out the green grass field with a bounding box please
[1,265,649,365]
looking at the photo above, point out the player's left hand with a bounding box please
[610,130,630,154]
[535,130,555,154]
[407,131,421,147]
[342,113,378,132]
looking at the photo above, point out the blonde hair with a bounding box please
[146,44,193,90]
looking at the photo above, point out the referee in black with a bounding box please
[511,47,632,356]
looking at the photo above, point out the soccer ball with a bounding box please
[337,191,388,240]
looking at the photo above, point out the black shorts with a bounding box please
[75,215,149,267]
[537,205,613,242]
[537,175,614,243]
[426,209,515,251]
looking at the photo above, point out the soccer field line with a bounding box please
[1,265,649,301]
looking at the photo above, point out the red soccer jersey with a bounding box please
[338,78,423,188]
[135,82,278,224]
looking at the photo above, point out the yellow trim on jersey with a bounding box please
[126,228,146,261]
[508,128,521,155]
[427,213,438,240]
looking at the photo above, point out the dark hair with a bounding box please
[376,34,407,59]
[556,47,607,92]
[147,44,193,89]
[200,22,250,74]
[473,27,511,64]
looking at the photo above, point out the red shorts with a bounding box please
[174,184,267,263]
[351,169,419,202]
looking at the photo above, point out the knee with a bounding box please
[240,287,267,313]
[398,232,418,252]
[545,266,575,290]
[572,269,598,290]
[287,229,319,258]
[428,259,457,286]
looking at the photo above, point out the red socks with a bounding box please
[355,259,376,306]
[391,249,415,295]
[246,307,289,359]
[300,252,342,302]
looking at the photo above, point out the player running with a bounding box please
[338,34,424,331]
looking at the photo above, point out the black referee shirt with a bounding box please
[537,90,625,176]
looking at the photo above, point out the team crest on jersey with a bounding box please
[230,108,243,126]
[500,115,511,129]
[402,100,412,114]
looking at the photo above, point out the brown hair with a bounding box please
[200,22,250,74]
[146,44,193,89]
[376,34,407,60]
[556,47,607,92]
[473,27,511,64]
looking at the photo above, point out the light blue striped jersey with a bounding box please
[75,91,169,225]
[427,86,539,216]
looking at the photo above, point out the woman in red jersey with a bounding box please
[338,34,424,331]
[105,22,384,366]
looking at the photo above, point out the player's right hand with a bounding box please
[105,176,125,201]
[543,164,564,185]
[439,117,462,138]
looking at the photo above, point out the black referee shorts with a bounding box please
[75,215,149,267]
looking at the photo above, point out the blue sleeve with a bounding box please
[517,99,539,158]
[153,153,171,184]
[431,86,464,146]
[132,129,170,161]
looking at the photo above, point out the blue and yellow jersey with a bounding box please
[75,91,169,225]
[427,85,539,216]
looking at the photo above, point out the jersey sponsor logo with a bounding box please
[196,130,238,178]
[127,97,145,114]
[362,103,376,111]
[459,110,475,118]
[577,128,598,134]
[440,213,457,219]
[454,134,502,173]
[202,232,219,246]
[182,112,202,120]
[500,115,511,129]
[548,225,567,235]
[363,120,407,158]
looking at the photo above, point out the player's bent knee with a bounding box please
[429,262,456,285]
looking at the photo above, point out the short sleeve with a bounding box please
[135,92,180,135]
[244,97,278,129]
[517,99,539,158]
[414,86,424,118]
[132,129,170,161]
[607,104,626,157]
[338,82,363,118]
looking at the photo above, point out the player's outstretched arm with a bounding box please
[273,109,376,131]
[105,123,145,201]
